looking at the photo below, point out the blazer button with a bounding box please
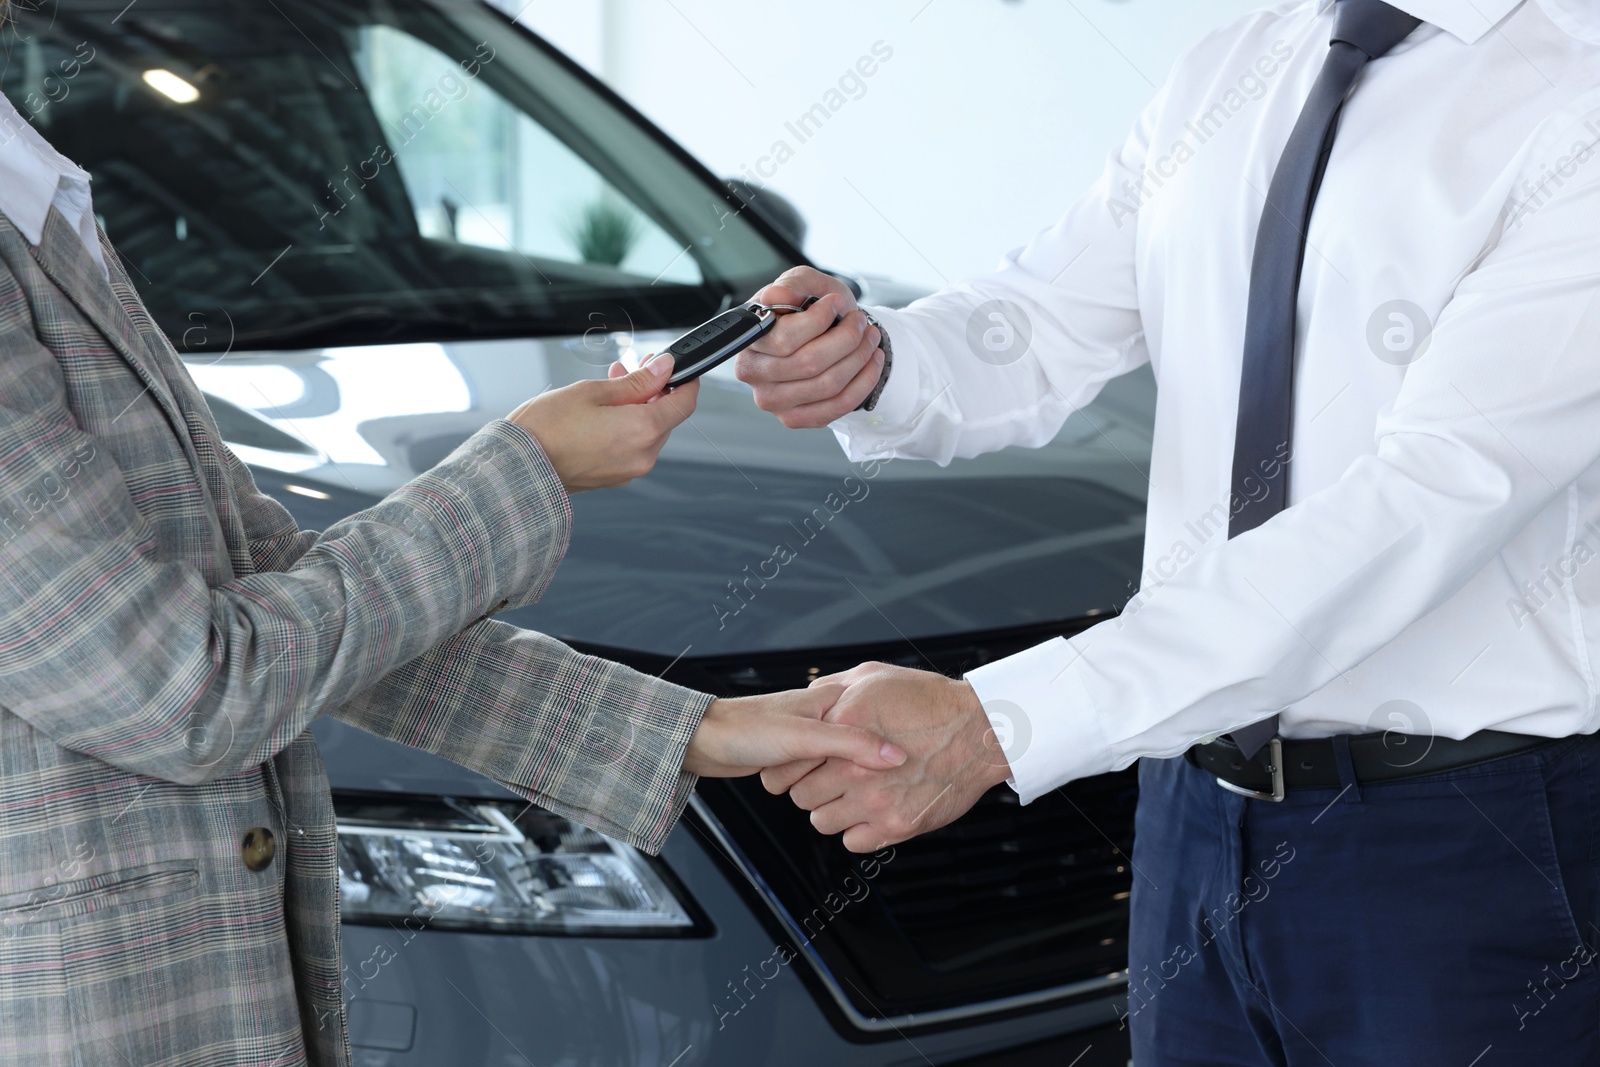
[241,827,276,872]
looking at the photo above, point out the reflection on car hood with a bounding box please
[188,334,1151,656]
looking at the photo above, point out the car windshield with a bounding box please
[1,0,792,348]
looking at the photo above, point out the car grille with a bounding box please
[870,773,1135,976]
[578,620,1138,1029]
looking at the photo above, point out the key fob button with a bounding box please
[663,306,776,387]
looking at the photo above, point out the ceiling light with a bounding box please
[142,69,199,104]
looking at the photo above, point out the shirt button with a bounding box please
[241,827,276,872]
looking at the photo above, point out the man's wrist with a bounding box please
[854,311,893,412]
[947,678,1013,789]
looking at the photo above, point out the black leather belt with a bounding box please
[1186,730,1559,801]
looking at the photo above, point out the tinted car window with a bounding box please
[0,0,789,349]
[356,25,701,285]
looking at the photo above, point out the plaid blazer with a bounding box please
[0,209,712,1067]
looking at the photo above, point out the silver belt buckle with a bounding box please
[1214,737,1285,802]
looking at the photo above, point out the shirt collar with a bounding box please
[0,90,95,246]
[1317,0,1525,45]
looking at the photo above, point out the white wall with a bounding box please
[506,0,1262,289]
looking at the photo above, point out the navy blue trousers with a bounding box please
[1127,735,1600,1065]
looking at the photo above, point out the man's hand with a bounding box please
[734,266,885,428]
[761,663,1012,852]
[508,354,699,492]
[683,684,907,779]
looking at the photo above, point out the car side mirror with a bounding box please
[723,178,807,251]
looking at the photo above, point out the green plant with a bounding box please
[566,196,642,267]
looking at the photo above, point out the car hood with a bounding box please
[188,333,1150,657]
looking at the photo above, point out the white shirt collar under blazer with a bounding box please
[0,89,107,277]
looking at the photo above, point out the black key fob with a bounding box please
[664,305,775,387]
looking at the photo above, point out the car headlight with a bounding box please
[333,792,699,935]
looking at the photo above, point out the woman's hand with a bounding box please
[508,354,699,492]
[683,684,907,779]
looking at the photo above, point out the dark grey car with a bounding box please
[7,1,1153,1062]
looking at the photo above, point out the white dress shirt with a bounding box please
[0,90,106,276]
[833,0,1600,803]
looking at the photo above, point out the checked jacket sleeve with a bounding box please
[0,261,707,854]
[219,436,710,855]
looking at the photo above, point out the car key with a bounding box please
[662,295,839,388]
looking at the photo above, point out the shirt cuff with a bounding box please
[964,636,1118,804]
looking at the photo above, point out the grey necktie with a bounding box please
[1227,0,1422,759]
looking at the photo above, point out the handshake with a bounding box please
[504,268,1013,850]
[683,663,1015,852]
